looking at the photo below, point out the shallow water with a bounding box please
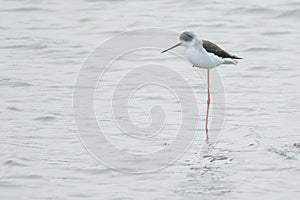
[1,0,300,199]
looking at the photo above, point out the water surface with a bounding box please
[0,0,300,199]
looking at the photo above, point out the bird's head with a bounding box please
[179,31,201,47]
[161,31,201,53]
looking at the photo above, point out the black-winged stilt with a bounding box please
[161,31,242,139]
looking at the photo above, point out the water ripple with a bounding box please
[0,7,53,13]
[33,116,57,121]
[6,106,23,112]
[3,159,28,167]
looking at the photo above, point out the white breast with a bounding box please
[185,46,223,69]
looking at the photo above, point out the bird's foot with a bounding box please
[205,129,209,141]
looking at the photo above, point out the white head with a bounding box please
[161,31,202,53]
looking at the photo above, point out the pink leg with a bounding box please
[205,69,210,140]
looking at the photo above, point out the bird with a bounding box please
[161,31,242,140]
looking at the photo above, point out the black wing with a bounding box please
[203,40,242,59]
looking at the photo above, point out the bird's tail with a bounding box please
[223,59,238,65]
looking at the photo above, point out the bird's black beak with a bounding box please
[161,43,181,53]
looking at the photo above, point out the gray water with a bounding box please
[1,0,300,199]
